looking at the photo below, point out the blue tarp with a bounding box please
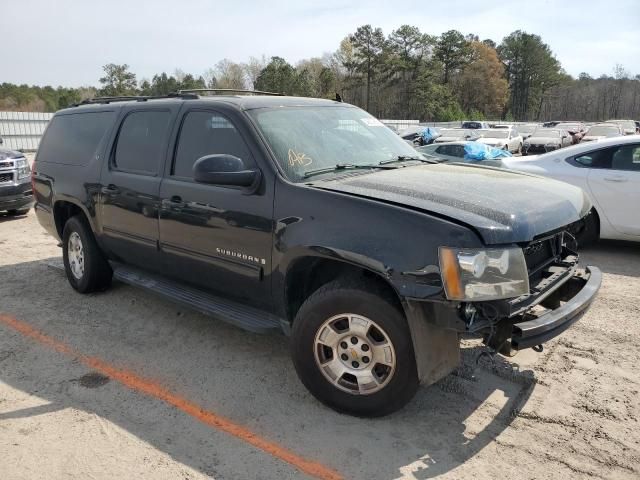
[463,142,513,160]
[419,127,440,143]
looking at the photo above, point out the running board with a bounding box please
[111,263,284,335]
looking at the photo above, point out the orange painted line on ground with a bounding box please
[0,313,343,480]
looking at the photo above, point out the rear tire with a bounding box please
[62,215,112,293]
[291,278,419,417]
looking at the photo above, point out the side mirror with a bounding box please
[193,154,260,188]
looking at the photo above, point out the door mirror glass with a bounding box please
[193,154,259,187]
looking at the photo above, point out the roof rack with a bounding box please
[72,92,198,107]
[178,88,283,96]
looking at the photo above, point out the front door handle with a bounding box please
[603,175,627,182]
[101,184,120,194]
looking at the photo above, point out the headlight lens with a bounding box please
[439,247,530,301]
[16,158,31,179]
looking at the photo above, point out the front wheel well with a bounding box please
[284,257,402,323]
[53,201,85,238]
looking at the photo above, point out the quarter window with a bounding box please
[37,112,114,165]
[113,111,171,174]
[574,149,610,169]
[173,111,251,178]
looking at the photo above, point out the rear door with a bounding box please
[98,106,178,270]
[585,143,640,236]
[158,106,274,309]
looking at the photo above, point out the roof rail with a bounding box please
[178,88,283,96]
[71,92,198,107]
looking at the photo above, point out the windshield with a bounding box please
[479,130,509,139]
[248,106,420,182]
[518,125,538,134]
[532,128,560,137]
[587,126,619,136]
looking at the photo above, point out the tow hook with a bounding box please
[533,344,544,353]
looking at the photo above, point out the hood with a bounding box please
[526,135,560,144]
[317,163,591,245]
[0,148,25,160]
[581,136,604,142]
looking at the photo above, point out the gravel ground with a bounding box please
[0,210,638,480]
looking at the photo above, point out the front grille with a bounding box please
[523,232,564,282]
[0,172,14,183]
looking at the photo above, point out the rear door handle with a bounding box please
[603,175,627,182]
[101,184,120,194]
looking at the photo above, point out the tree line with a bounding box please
[2,25,639,122]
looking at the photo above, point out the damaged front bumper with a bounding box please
[510,266,601,350]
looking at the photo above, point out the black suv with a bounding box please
[33,91,601,416]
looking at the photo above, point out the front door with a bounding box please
[99,107,175,270]
[158,108,274,308]
[586,143,640,236]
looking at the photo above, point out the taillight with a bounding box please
[31,161,36,194]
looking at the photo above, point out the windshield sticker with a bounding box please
[288,149,313,167]
[361,117,384,127]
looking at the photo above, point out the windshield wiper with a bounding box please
[379,155,437,165]
[303,163,395,179]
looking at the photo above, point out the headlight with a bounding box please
[439,246,530,301]
[16,158,31,179]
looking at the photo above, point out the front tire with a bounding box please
[291,278,419,417]
[62,215,112,293]
[575,209,600,247]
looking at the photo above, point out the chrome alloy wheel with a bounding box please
[67,231,85,280]
[314,313,396,395]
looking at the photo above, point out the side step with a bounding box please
[112,264,284,335]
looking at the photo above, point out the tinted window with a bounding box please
[574,149,611,169]
[611,145,640,172]
[37,112,114,165]
[173,111,251,178]
[114,111,171,174]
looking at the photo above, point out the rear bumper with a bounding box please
[511,266,601,350]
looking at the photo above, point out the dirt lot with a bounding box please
[0,210,639,480]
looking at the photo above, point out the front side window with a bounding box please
[114,110,171,174]
[248,106,419,182]
[611,145,640,172]
[173,111,251,178]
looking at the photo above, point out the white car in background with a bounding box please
[582,123,624,142]
[503,136,640,243]
[605,119,638,136]
[476,127,523,154]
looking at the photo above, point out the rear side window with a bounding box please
[574,149,611,168]
[172,111,251,178]
[611,144,640,172]
[37,112,113,165]
[113,111,171,175]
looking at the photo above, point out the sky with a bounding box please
[3,0,639,87]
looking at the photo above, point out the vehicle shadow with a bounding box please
[580,239,640,278]
[0,258,535,480]
[0,211,30,223]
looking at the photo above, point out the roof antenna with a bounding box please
[335,92,343,103]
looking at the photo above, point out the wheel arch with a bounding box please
[53,198,95,239]
[283,254,403,325]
